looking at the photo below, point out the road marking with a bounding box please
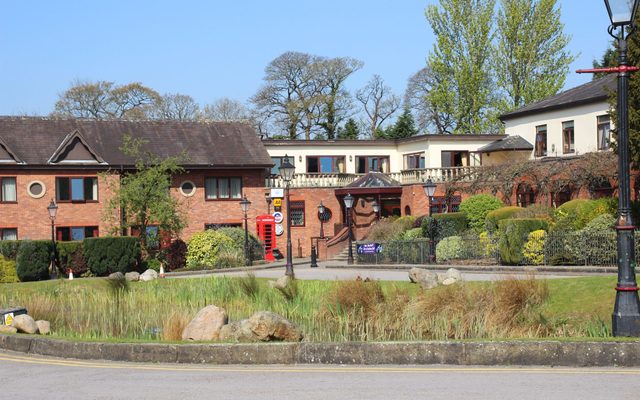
[1,352,640,375]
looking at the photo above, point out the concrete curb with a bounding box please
[325,264,618,274]
[2,334,640,366]
[166,258,310,277]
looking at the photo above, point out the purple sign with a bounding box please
[357,243,383,254]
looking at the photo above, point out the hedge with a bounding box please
[83,237,141,276]
[485,206,523,233]
[459,194,503,232]
[16,240,52,281]
[498,218,549,265]
[0,255,19,283]
[57,241,88,276]
[0,240,21,260]
[421,212,468,241]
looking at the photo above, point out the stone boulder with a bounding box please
[445,268,462,281]
[182,305,228,341]
[125,272,140,282]
[219,311,304,342]
[108,272,125,280]
[442,277,458,286]
[409,268,438,290]
[219,320,254,342]
[140,269,159,282]
[272,275,291,290]
[13,314,38,334]
[0,325,17,334]
[36,320,51,335]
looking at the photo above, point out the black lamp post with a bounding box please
[372,200,380,220]
[47,199,58,280]
[318,201,325,239]
[239,196,252,267]
[422,178,437,264]
[343,193,355,265]
[266,196,272,215]
[279,154,296,276]
[605,0,640,336]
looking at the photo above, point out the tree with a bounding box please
[495,0,575,112]
[103,136,186,257]
[337,118,360,139]
[155,93,199,121]
[404,67,454,134]
[383,108,418,139]
[202,98,250,122]
[53,80,161,120]
[425,0,496,134]
[592,43,618,79]
[356,75,401,137]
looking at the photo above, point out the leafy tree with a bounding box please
[592,42,618,79]
[405,67,454,134]
[337,118,360,139]
[495,0,575,112]
[426,0,496,134]
[103,136,187,257]
[356,75,401,137]
[383,108,418,139]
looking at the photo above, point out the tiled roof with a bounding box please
[499,75,616,121]
[345,172,401,188]
[0,117,272,168]
[476,135,533,153]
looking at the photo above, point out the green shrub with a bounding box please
[57,241,88,276]
[459,194,503,232]
[554,198,615,232]
[186,230,234,269]
[478,231,498,259]
[0,255,19,283]
[394,216,416,230]
[83,237,141,276]
[569,213,616,265]
[217,227,263,261]
[368,217,408,241]
[498,218,549,265]
[522,230,545,265]
[514,204,554,220]
[214,246,244,268]
[402,227,423,239]
[16,240,52,281]
[436,236,464,261]
[421,212,468,240]
[0,240,21,260]
[485,206,523,233]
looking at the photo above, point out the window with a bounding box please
[271,156,295,176]
[55,177,98,202]
[535,125,547,157]
[179,180,196,197]
[562,121,575,154]
[441,151,469,167]
[404,153,425,169]
[204,177,242,199]
[0,228,17,240]
[306,156,345,173]
[56,226,98,241]
[27,180,46,199]
[516,183,536,207]
[597,115,611,150]
[429,195,462,214]
[356,156,389,173]
[290,201,305,226]
[1,177,16,202]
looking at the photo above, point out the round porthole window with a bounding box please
[27,180,46,199]
[179,180,196,197]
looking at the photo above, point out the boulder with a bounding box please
[0,325,17,334]
[273,275,291,289]
[108,272,125,280]
[247,311,304,342]
[140,269,159,282]
[12,314,38,334]
[442,277,458,286]
[36,320,51,335]
[446,268,462,281]
[409,268,427,283]
[219,319,254,342]
[125,272,140,282]
[409,268,438,290]
[181,305,228,341]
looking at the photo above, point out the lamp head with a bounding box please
[605,0,639,27]
[279,154,296,182]
[422,177,437,198]
[47,199,58,220]
[239,196,251,213]
[343,193,354,209]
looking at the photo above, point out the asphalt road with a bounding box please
[1,350,638,400]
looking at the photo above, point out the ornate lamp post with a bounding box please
[47,199,58,280]
[372,200,380,220]
[278,154,296,276]
[266,195,272,215]
[318,201,326,239]
[343,193,355,265]
[239,196,252,267]
[422,178,437,264]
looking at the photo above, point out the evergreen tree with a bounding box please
[385,109,418,139]
[337,118,360,139]
[592,43,618,80]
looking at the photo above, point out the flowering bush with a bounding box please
[523,230,545,265]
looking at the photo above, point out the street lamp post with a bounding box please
[47,199,58,280]
[318,201,325,239]
[266,196,272,215]
[279,154,296,277]
[310,201,325,269]
[372,201,380,220]
[343,193,355,265]
[422,178,437,264]
[239,196,252,267]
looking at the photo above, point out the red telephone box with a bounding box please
[256,215,276,262]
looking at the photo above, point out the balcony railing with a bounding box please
[265,166,479,188]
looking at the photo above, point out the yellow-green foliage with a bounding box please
[523,230,545,265]
[0,255,19,283]
[485,206,524,233]
[186,230,234,268]
[478,231,497,258]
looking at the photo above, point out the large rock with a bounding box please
[219,312,304,342]
[219,320,255,342]
[140,269,159,282]
[12,314,38,334]
[108,272,125,280]
[445,268,462,281]
[0,325,17,334]
[36,320,51,335]
[274,275,291,289]
[409,267,426,283]
[125,271,140,282]
[182,305,228,341]
[409,268,438,290]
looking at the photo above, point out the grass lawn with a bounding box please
[0,274,632,342]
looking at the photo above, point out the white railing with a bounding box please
[265,167,479,188]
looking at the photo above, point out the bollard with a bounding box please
[310,245,318,268]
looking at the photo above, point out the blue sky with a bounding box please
[0,1,613,116]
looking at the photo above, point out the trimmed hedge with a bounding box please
[83,237,141,276]
[57,241,88,276]
[459,194,503,232]
[498,218,549,265]
[485,206,524,233]
[0,240,21,260]
[16,240,52,281]
[421,212,468,241]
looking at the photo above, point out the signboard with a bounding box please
[273,198,282,207]
[272,211,284,224]
[270,188,284,198]
[357,243,383,254]
[275,223,284,236]
[4,313,13,326]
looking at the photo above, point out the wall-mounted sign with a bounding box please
[272,211,284,224]
[275,223,284,236]
[270,188,284,198]
[273,198,282,207]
